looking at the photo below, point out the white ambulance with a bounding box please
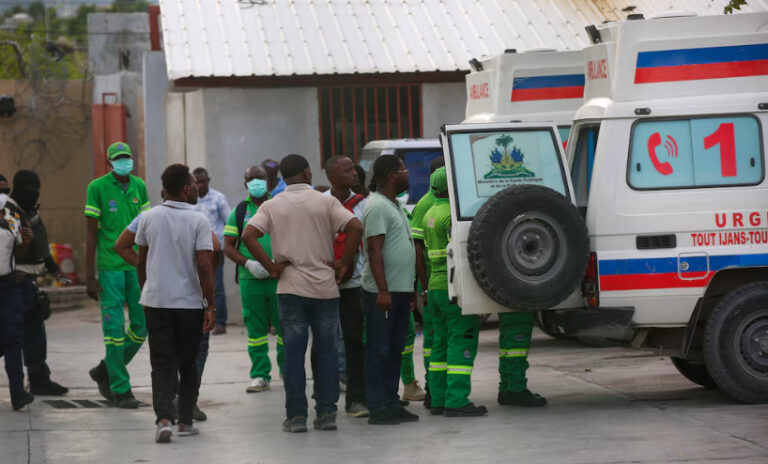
[442,12,768,403]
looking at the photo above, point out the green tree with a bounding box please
[722,0,749,14]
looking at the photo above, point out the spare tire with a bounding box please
[467,185,589,311]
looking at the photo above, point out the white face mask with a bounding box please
[0,193,7,210]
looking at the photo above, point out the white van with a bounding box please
[442,12,768,403]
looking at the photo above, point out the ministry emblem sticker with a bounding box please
[484,134,535,179]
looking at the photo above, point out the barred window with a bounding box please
[318,84,422,164]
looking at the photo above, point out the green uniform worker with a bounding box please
[497,312,547,406]
[223,165,283,393]
[424,167,486,417]
[400,186,435,401]
[85,142,149,408]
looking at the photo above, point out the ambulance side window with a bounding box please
[628,115,763,190]
[570,124,600,212]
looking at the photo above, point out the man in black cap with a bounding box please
[241,154,363,433]
[5,170,69,396]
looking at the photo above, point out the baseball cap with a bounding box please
[430,166,448,195]
[107,142,132,160]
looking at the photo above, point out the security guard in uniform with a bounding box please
[424,167,486,417]
[497,312,547,406]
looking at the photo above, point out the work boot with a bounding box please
[313,412,337,431]
[11,390,34,411]
[155,419,172,443]
[113,390,140,409]
[368,410,401,425]
[391,407,419,422]
[89,360,115,401]
[423,388,432,410]
[444,402,488,417]
[283,415,308,433]
[30,379,69,396]
[498,389,548,407]
[430,406,445,416]
[402,380,426,401]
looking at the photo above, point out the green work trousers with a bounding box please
[498,312,534,393]
[428,290,479,409]
[98,269,146,395]
[241,278,283,381]
[400,293,434,386]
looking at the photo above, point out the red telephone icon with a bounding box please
[647,132,673,176]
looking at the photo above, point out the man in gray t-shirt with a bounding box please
[136,164,215,443]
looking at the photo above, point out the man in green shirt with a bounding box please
[424,167,486,417]
[84,142,150,409]
[223,165,283,393]
[401,157,444,404]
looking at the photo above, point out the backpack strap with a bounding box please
[343,193,365,212]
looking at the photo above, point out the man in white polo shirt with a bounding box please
[135,164,215,443]
[241,154,363,433]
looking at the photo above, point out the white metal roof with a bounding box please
[159,0,768,80]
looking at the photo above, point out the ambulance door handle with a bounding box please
[636,234,677,250]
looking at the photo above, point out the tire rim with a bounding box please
[735,309,768,378]
[501,212,566,282]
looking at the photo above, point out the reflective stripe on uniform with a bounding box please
[223,225,239,236]
[428,362,447,372]
[423,348,432,356]
[499,349,529,358]
[401,344,414,355]
[411,227,424,239]
[427,249,447,259]
[126,328,145,343]
[248,336,268,347]
[104,336,125,346]
[447,365,473,375]
[277,335,283,345]
[140,202,151,212]
[84,205,101,218]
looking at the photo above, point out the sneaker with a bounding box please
[367,410,401,425]
[113,390,140,409]
[246,377,270,393]
[498,389,548,407]
[89,360,115,401]
[314,412,337,431]
[402,380,426,401]
[211,325,226,335]
[430,406,445,416]
[155,419,172,443]
[193,404,207,422]
[391,407,419,422]
[444,402,488,417]
[11,390,34,411]
[345,402,370,418]
[283,415,308,433]
[30,379,68,396]
[176,422,200,436]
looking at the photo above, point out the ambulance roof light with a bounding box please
[635,108,651,115]
[627,13,644,20]
[585,25,601,44]
[469,58,483,72]
[504,49,517,54]
[759,103,768,110]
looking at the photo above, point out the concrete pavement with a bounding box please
[1,302,767,464]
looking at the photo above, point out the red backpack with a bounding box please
[333,194,365,261]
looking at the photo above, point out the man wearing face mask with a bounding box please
[84,142,150,408]
[223,165,283,393]
[5,170,69,397]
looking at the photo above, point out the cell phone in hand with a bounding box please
[58,276,72,285]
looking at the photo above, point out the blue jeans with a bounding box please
[19,277,51,385]
[214,258,228,326]
[0,279,25,396]
[278,294,339,419]
[362,290,412,413]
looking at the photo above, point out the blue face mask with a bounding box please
[111,158,133,176]
[247,178,268,198]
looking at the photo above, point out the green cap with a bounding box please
[430,166,448,195]
[107,142,132,160]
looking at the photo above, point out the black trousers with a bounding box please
[339,287,366,406]
[145,308,203,424]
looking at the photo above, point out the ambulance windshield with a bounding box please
[448,128,568,220]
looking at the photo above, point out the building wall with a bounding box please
[422,82,467,136]
[0,80,92,281]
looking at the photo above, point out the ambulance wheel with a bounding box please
[703,282,768,404]
[670,357,718,389]
[467,185,589,311]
